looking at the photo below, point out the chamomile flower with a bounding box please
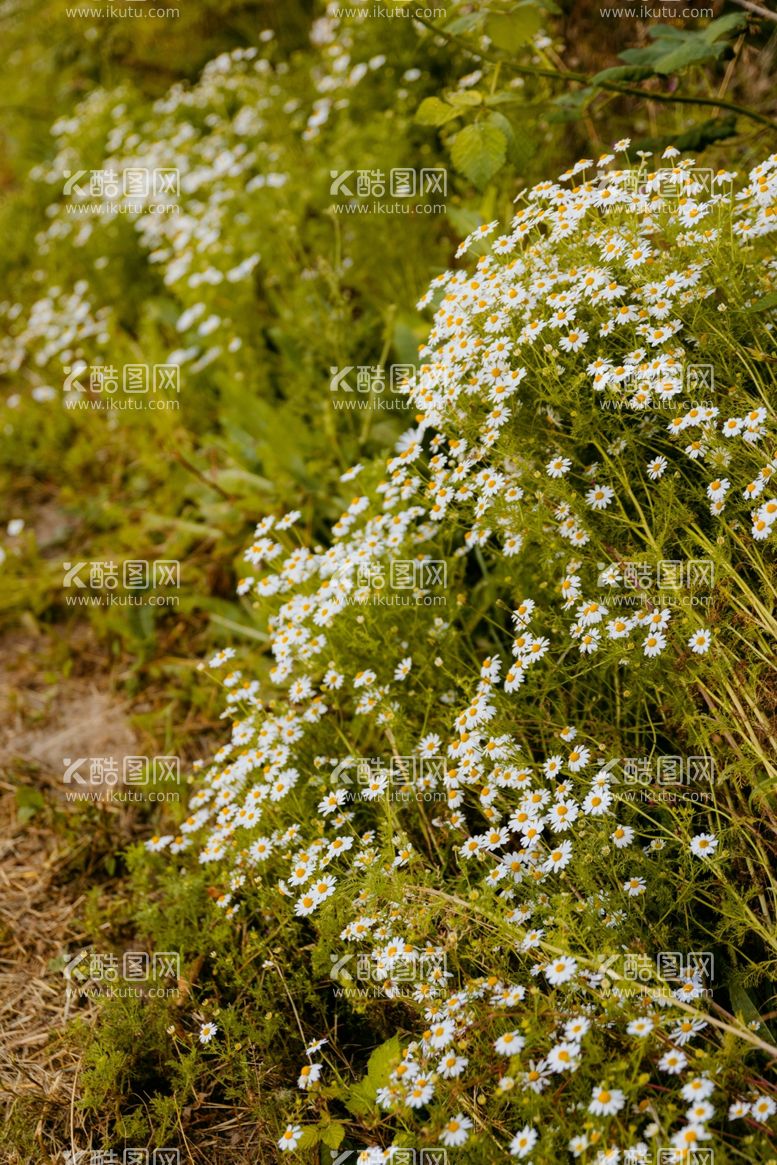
[440,1113,472,1147]
[509,1126,538,1158]
[297,1062,322,1090]
[643,632,666,657]
[588,1084,626,1115]
[682,1077,715,1102]
[547,456,572,478]
[543,841,573,872]
[585,484,615,510]
[438,1053,468,1078]
[278,1125,303,1152]
[658,1048,688,1074]
[611,824,635,848]
[495,1030,526,1055]
[546,1041,581,1072]
[198,1021,218,1045]
[750,1095,776,1121]
[688,628,711,654]
[305,1038,328,1055]
[690,833,718,858]
[545,956,578,986]
[627,1017,654,1037]
[564,1015,590,1041]
[559,328,589,352]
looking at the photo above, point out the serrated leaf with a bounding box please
[320,1123,346,1150]
[297,1127,321,1149]
[486,3,543,53]
[344,1077,377,1116]
[450,122,507,189]
[618,17,744,76]
[415,96,462,127]
[487,111,535,170]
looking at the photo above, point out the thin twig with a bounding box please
[414,15,777,133]
[730,0,777,23]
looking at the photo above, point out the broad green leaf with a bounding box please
[590,65,657,86]
[392,315,426,367]
[550,87,595,122]
[16,786,45,824]
[486,3,543,53]
[211,467,274,493]
[620,25,696,66]
[669,114,737,151]
[297,1127,321,1149]
[446,205,484,240]
[366,1034,401,1087]
[487,111,535,171]
[444,11,486,35]
[415,96,462,127]
[320,1123,346,1150]
[653,38,728,75]
[618,16,745,76]
[745,292,777,314]
[700,12,747,43]
[344,1077,377,1116]
[484,91,525,105]
[637,114,737,155]
[446,90,484,107]
[729,981,777,1046]
[208,614,269,642]
[450,122,507,189]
